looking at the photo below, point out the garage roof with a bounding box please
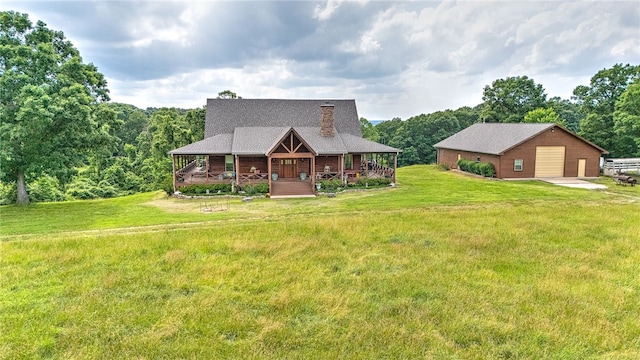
[433,123,607,155]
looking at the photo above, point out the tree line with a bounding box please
[1,11,639,204]
[363,66,640,167]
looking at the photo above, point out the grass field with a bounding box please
[1,166,639,359]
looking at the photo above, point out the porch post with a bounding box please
[268,155,272,194]
[235,154,239,186]
[172,155,177,194]
[340,154,344,184]
[205,155,209,181]
[311,155,316,191]
[393,152,398,183]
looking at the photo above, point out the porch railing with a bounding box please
[315,172,340,181]
[176,160,198,183]
[361,161,395,179]
[238,173,269,183]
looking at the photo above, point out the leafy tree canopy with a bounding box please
[613,81,640,157]
[524,108,564,126]
[217,90,242,99]
[376,117,403,146]
[573,64,640,116]
[547,97,583,133]
[574,63,640,157]
[359,117,379,142]
[0,11,110,204]
[481,76,547,123]
[390,111,460,166]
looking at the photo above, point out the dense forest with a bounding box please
[1,11,639,204]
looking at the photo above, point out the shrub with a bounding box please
[318,179,342,191]
[478,163,496,177]
[28,176,66,203]
[437,163,451,171]
[179,184,233,195]
[103,164,142,193]
[242,183,269,195]
[0,182,17,205]
[355,177,391,187]
[65,177,101,200]
[96,180,119,198]
[457,159,495,178]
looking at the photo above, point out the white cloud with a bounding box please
[313,0,342,21]
[611,38,640,57]
[4,0,638,119]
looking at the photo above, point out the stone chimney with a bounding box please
[320,102,335,137]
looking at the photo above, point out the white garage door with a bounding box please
[535,146,565,178]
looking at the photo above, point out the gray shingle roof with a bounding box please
[171,98,400,156]
[232,127,290,155]
[433,123,557,155]
[169,133,233,155]
[293,127,346,154]
[340,133,402,153]
[205,99,362,138]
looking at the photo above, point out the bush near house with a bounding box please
[354,177,391,187]
[242,183,269,195]
[319,177,392,192]
[178,184,233,195]
[457,159,496,177]
[318,179,343,191]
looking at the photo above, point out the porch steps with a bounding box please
[270,180,314,197]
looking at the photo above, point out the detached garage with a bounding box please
[434,123,608,179]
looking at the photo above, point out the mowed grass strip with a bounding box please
[1,166,640,358]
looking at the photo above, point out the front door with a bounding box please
[281,159,297,178]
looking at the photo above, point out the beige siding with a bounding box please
[535,146,565,177]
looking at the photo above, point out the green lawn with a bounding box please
[2,166,639,359]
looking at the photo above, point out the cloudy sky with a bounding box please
[4,1,639,120]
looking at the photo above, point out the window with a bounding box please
[225,155,234,172]
[514,159,523,171]
[345,154,353,169]
[476,156,481,162]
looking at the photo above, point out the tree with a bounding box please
[613,81,640,157]
[140,108,195,192]
[109,103,149,152]
[217,90,242,99]
[376,117,403,145]
[0,11,109,204]
[359,117,379,141]
[481,76,547,123]
[390,112,460,165]
[524,108,564,126]
[450,106,480,129]
[184,106,206,141]
[87,103,121,180]
[547,97,583,133]
[573,64,640,156]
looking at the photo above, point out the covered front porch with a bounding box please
[172,152,397,196]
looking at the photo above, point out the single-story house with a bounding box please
[434,123,608,179]
[169,99,400,197]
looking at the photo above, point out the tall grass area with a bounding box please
[2,166,639,358]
